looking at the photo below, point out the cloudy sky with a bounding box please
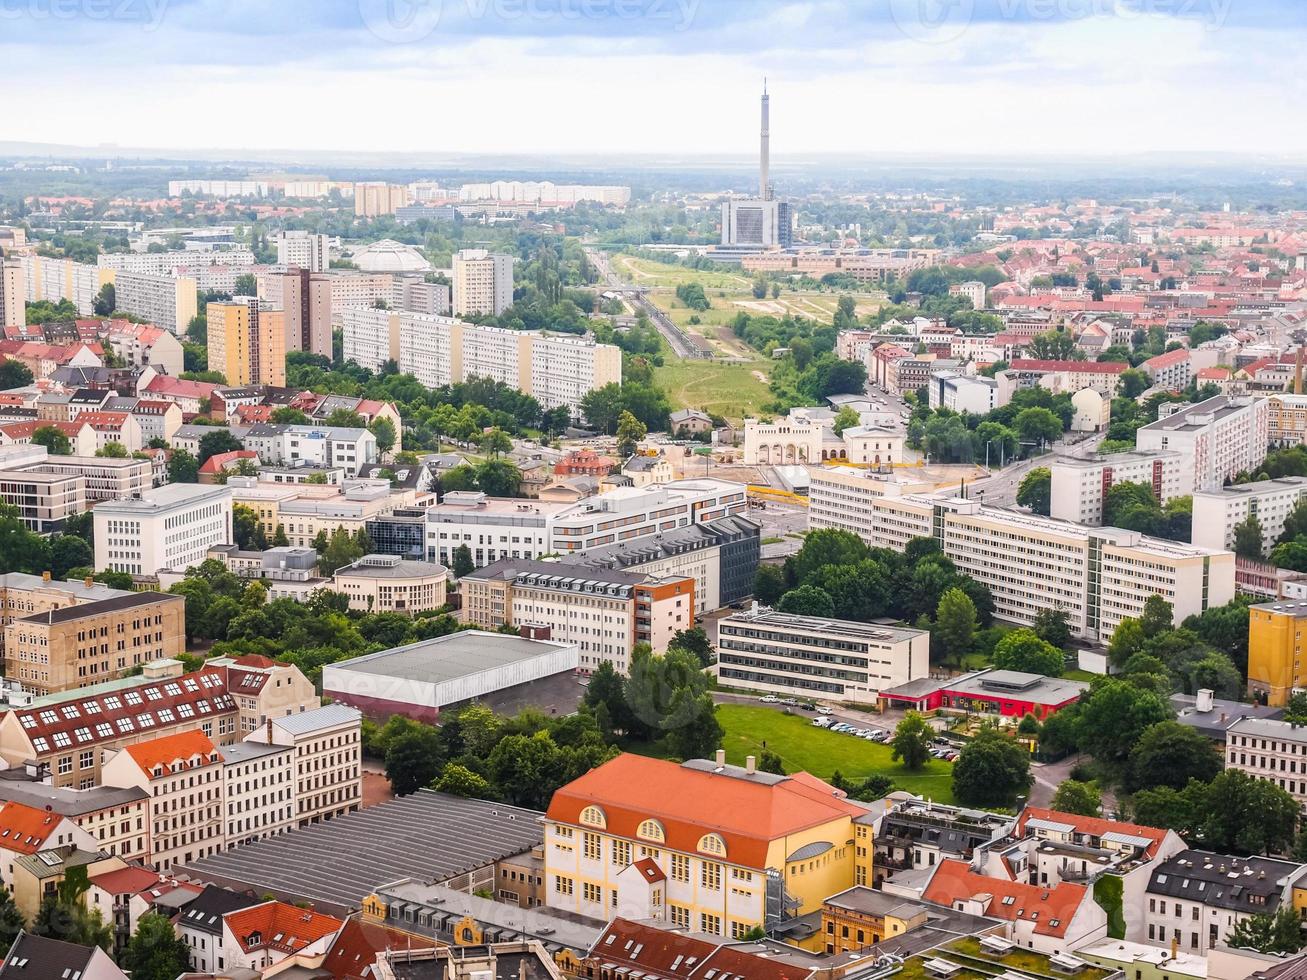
[2,0,1303,158]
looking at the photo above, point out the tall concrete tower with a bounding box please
[760,80,771,202]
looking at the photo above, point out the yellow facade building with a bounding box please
[207,301,286,387]
[1247,599,1307,706]
[543,752,874,940]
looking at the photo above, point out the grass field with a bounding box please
[717,705,956,802]
[653,356,774,421]
[615,254,752,290]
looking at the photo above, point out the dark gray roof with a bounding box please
[17,589,178,626]
[0,779,149,817]
[1147,850,1305,914]
[177,884,263,935]
[1,932,105,980]
[176,790,543,916]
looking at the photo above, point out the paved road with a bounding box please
[965,431,1102,507]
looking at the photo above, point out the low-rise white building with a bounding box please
[715,607,929,706]
[1191,477,1307,556]
[94,483,233,575]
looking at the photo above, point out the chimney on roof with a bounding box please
[746,755,757,775]
[84,576,94,589]
[715,749,726,767]
[1171,936,1179,961]
[41,571,50,583]
[266,718,273,743]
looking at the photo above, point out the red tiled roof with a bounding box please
[1015,807,1172,860]
[224,900,343,955]
[1009,359,1127,374]
[77,411,130,431]
[1143,348,1191,370]
[122,730,219,778]
[90,865,169,897]
[0,801,68,855]
[923,859,1086,937]
[631,856,666,883]
[545,754,863,869]
[323,920,436,980]
[198,450,258,475]
[588,919,815,980]
[145,375,220,399]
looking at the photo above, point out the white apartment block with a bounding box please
[809,469,1235,641]
[393,276,451,317]
[110,270,198,335]
[1192,477,1307,556]
[242,424,377,475]
[97,250,255,277]
[94,484,233,575]
[28,455,151,502]
[927,372,998,414]
[273,231,330,272]
[1136,396,1269,493]
[220,741,296,847]
[1049,450,1188,525]
[425,480,749,568]
[341,310,621,411]
[325,273,395,322]
[168,180,268,197]
[1225,716,1307,809]
[452,249,514,317]
[715,608,929,706]
[0,259,23,329]
[243,704,362,828]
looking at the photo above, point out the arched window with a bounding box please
[580,805,607,829]
[637,819,665,842]
[698,833,727,857]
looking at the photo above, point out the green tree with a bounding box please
[1233,515,1265,559]
[1016,467,1052,515]
[992,628,1063,676]
[758,750,785,775]
[1075,678,1171,767]
[478,427,512,457]
[234,273,257,296]
[670,627,714,669]
[49,535,92,579]
[433,763,494,798]
[1032,607,1072,649]
[1118,368,1149,399]
[95,441,128,458]
[952,727,1032,808]
[121,912,192,980]
[384,724,446,796]
[1226,909,1306,955]
[452,544,475,578]
[1127,720,1221,792]
[370,416,397,455]
[31,425,72,455]
[754,565,786,606]
[790,529,868,584]
[0,882,21,957]
[164,447,199,484]
[1286,690,1307,726]
[197,429,244,465]
[1014,407,1063,448]
[615,411,648,458]
[1107,617,1147,666]
[777,585,835,618]
[1140,593,1174,637]
[316,527,366,576]
[270,407,310,424]
[232,504,266,551]
[933,588,977,665]
[1199,769,1300,855]
[1051,779,1101,816]
[92,282,116,317]
[833,406,860,436]
[890,712,934,770]
[0,360,33,389]
[580,383,625,434]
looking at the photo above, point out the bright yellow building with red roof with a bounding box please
[543,751,875,939]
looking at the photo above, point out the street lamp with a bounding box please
[984,438,1007,473]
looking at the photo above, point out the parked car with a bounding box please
[813,716,833,728]
[760,695,779,703]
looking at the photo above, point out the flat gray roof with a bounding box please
[176,790,543,915]
[329,630,572,685]
[1227,716,1307,744]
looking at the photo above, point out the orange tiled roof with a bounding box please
[0,801,67,855]
[1015,806,1172,860]
[323,919,436,980]
[545,754,864,869]
[923,859,1086,937]
[224,900,344,955]
[122,729,219,778]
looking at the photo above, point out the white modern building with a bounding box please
[927,372,999,414]
[1135,396,1269,493]
[715,607,929,706]
[241,423,378,475]
[1191,477,1307,555]
[273,231,331,273]
[111,270,198,335]
[94,484,233,575]
[1049,450,1188,525]
[809,468,1235,641]
[452,249,514,317]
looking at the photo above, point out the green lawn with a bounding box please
[653,357,773,421]
[945,938,1113,980]
[1061,668,1102,683]
[717,705,956,802]
[614,254,752,290]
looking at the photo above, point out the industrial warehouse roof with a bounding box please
[176,790,543,915]
[326,630,573,685]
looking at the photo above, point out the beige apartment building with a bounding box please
[332,555,448,614]
[0,655,318,789]
[0,468,85,533]
[462,559,695,673]
[0,782,150,863]
[109,270,197,335]
[354,182,409,217]
[208,301,286,387]
[0,259,23,329]
[452,249,514,317]
[278,267,333,359]
[808,469,1235,641]
[220,740,295,847]
[101,729,225,871]
[244,704,362,828]
[5,590,187,696]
